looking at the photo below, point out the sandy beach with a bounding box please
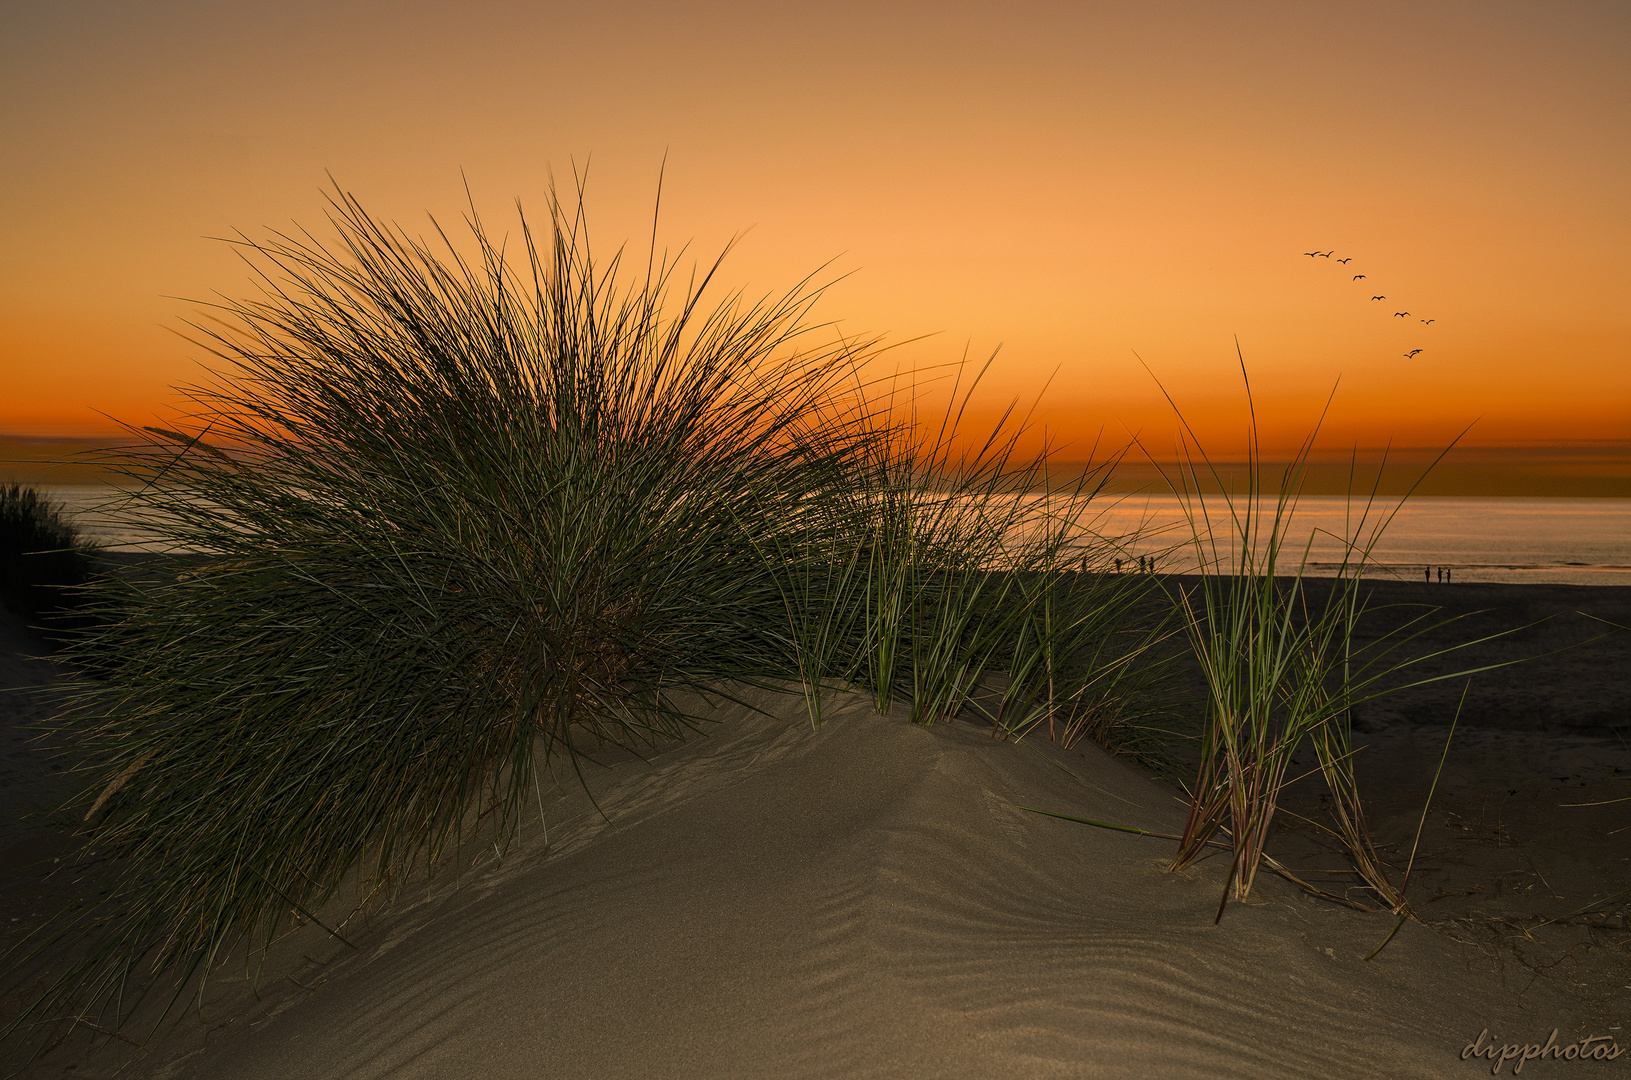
[1,579,1626,1078]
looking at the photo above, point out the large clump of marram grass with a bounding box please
[9,186,891,1050]
[3,183,1164,1058]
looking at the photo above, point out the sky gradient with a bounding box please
[3,0,1628,479]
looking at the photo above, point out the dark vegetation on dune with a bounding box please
[0,485,98,634]
[0,184,1172,1062]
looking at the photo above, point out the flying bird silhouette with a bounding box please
[1338,258,1352,264]
[1372,295,1385,300]
[1421,319,1434,325]
[1319,251,1334,257]
[1353,275,1366,280]
[1405,349,1423,359]
[1395,312,1410,317]
[1304,251,1321,257]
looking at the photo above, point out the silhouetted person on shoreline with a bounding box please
[1425,567,1431,582]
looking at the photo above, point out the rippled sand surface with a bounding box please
[45,686,1606,1080]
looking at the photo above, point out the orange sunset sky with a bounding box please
[2,0,1628,478]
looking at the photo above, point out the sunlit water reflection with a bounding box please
[36,485,1631,586]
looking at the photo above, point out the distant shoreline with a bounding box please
[8,434,1631,498]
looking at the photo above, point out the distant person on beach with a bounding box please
[1437,568,1443,583]
[1425,567,1431,582]
[1115,558,1122,573]
[1447,568,1452,582]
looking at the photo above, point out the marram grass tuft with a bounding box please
[7,184,893,1052]
[3,183,1159,1060]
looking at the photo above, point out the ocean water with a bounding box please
[1082,494,1631,586]
[35,485,174,552]
[31,485,1631,587]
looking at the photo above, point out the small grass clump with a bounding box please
[774,370,1172,744]
[1153,360,1512,919]
[0,483,95,622]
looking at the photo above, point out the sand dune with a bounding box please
[39,690,1610,1079]
[4,583,1627,1079]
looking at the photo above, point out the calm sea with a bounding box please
[1084,494,1631,586]
[34,485,1631,587]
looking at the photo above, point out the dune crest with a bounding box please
[59,687,1612,1080]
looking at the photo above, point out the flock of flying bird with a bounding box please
[1303,250,1434,359]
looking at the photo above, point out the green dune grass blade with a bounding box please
[1007,803,1176,837]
